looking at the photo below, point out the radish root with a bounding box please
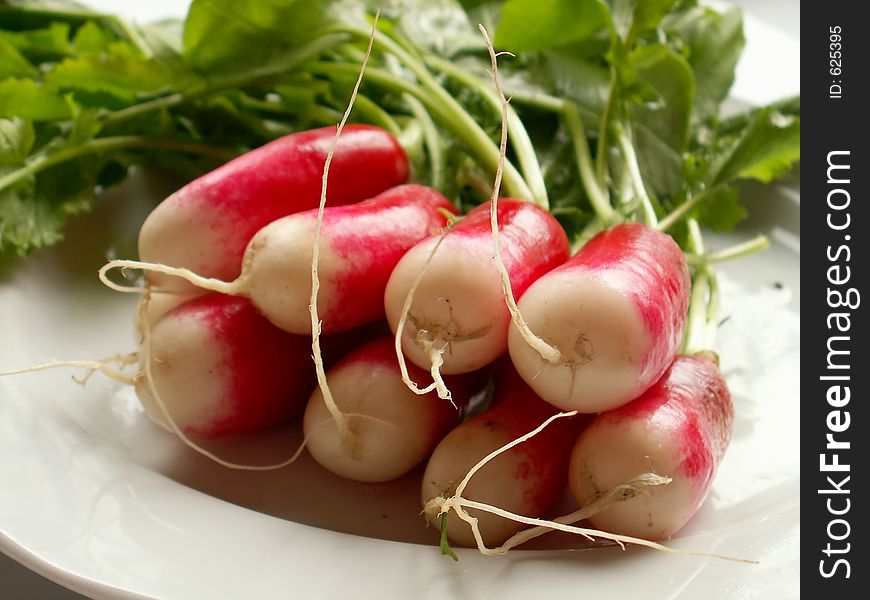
[0,353,138,386]
[99,259,242,295]
[393,219,460,402]
[488,472,671,554]
[309,10,380,440]
[479,25,562,365]
[421,338,452,405]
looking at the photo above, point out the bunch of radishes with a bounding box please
[110,121,733,552]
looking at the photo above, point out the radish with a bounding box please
[303,337,480,483]
[508,223,690,413]
[241,184,454,334]
[137,293,317,437]
[421,362,586,547]
[107,184,455,335]
[384,199,569,376]
[567,352,733,540]
[138,124,409,292]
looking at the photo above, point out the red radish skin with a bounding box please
[136,294,316,437]
[508,223,690,413]
[568,353,733,540]
[385,199,569,374]
[242,184,455,334]
[303,338,478,483]
[138,125,409,292]
[421,363,587,547]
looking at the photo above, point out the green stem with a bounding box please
[505,88,566,113]
[615,121,656,226]
[403,94,446,191]
[328,24,534,201]
[0,137,237,192]
[595,68,618,187]
[397,119,425,168]
[348,93,402,138]
[102,92,186,128]
[657,185,720,232]
[102,33,348,128]
[617,159,633,206]
[563,102,615,223]
[427,56,549,208]
[439,513,459,561]
[236,92,341,125]
[685,234,770,266]
[311,62,424,102]
[305,104,345,125]
[683,219,719,354]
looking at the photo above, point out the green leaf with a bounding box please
[0,78,70,120]
[135,21,199,88]
[0,22,71,60]
[45,50,172,105]
[609,0,679,41]
[0,38,36,78]
[544,52,611,115]
[627,43,694,196]
[632,124,683,198]
[65,97,101,144]
[182,0,334,73]
[495,0,611,52]
[0,0,105,30]
[693,184,745,231]
[396,0,483,57]
[0,117,35,165]
[665,5,744,124]
[712,106,800,184]
[629,43,693,152]
[72,19,113,53]
[0,149,105,255]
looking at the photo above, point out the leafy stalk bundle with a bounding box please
[0,0,799,258]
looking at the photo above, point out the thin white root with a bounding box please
[462,410,577,498]
[394,219,460,399]
[422,339,453,406]
[479,25,561,365]
[99,260,241,295]
[489,473,671,554]
[309,11,379,439]
[0,353,138,386]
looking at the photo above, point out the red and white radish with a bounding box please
[240,184,455,334]
[384,199,569,376]
[110,184,456,335]
[568,353,733,540]
[136,293,316,437]
[138,124,409,292]
[421,362,586,547]
[508,223,690,413]
[303,337,479,483]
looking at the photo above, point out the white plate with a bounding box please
[0,4,800,599]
